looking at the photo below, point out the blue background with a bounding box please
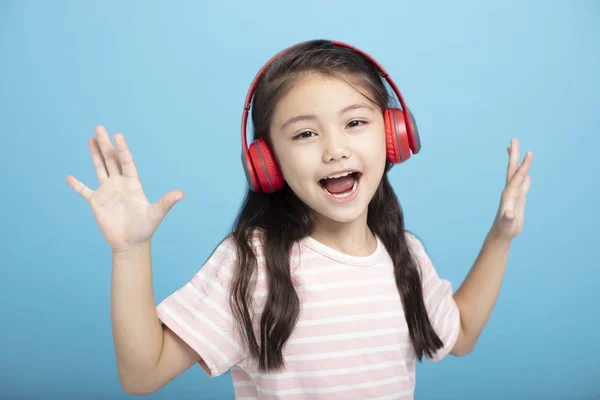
[1,0,598,399]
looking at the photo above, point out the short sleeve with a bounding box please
[156,236,246,377]
[406,232,461,361]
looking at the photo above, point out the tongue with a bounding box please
[323,175,355,194]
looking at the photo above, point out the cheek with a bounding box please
[281,155,315,186]
[271,141,312,184]
[360,126,387,159]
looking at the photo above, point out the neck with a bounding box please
[310,211,377,257]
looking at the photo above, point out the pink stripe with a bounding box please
[154,232,460,398]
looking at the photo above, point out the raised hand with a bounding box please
[492,138,533,241]
[66,126,184,251]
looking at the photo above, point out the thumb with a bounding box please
[493,208,514,239]
[503,208,515,221]
[149,190,184,226]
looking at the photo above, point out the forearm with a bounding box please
[111,241,164,390]
[453,229,512,350]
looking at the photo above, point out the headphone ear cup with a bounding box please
[406,108,421,154]
[248,138,284,193]
[242,148,260,192]
[384,108,411,164]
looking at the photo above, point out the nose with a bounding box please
[322,133,352,163]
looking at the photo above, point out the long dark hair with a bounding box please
[230,39,443,373]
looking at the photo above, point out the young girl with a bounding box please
[67,39,532,399]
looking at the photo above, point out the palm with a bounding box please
[67,126,183,251]
[492,138,533,241]
[89,176,154,249]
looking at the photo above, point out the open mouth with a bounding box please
[318,171,362,200]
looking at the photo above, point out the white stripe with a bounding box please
[299,263,387,276]
[172,292,246,357]
[216,244,390,279]
[425,279,444,305]
[288,327,406,344]
[284,344,411,361]
[215,300,406,335]
[254,278,393,297]
[233,381,256,387]
[211,261,234,279]
[256,376,407,396]
[370,389,415,400]
[422,268,434,286]
[444,302,459,339]
[183,281,235,324]
[429,288,447,324]
[220,262,391,286]
[298,264,351,276]
[429,299,459,359]
[299,278,393,291]
[257,360,407,380]
[301,294,400,309]
[213,249,324,280]
[158,303,233,369]
[194,272,229,297]
[436,297,451,338]
[296,311,404,327]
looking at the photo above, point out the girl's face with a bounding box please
[269,72,387,227]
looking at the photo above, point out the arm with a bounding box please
[450,231,511,356]
[451,138,533,356]
[111,241,200,394]
[66,126,198,393]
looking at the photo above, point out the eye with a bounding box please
[347,120,368,129]
[293,131,316,140]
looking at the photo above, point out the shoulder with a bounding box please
[403,230,436,277]
[179,235,237,291]
[404,230,428,255]
[201,235,238,271]
[205,228,266,264]
[202,228,269,277]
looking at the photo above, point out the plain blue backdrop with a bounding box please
[1,0,598,399]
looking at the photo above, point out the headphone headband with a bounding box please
[240,39,420,193]
[241,39,410,161]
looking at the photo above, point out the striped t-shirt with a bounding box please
[156,231,460,399]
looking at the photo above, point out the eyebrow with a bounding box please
[280,103,375,131]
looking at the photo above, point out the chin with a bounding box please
[315,207,368,225]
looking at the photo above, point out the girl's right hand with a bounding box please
[67,126,184,252]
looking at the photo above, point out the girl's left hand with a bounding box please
[492,138,533,241]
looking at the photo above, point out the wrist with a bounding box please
[112,241,151,257]
[486,227,512,252]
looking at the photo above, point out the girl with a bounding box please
[67,39,532,399]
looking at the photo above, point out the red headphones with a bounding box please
[241,40,421,193]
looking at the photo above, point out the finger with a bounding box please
[510,176,530,220]
[506,138,520,184]
[520,174,531,193]
[88,137,108,182]
[149,190,184,226]
[66,175,93,201]
[509,172,531,209]
[507,151,533,191]
[114,133,139,179]
[95,125,121,176]
[514,175,530,210]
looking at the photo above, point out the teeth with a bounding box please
[324,171,356,180]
